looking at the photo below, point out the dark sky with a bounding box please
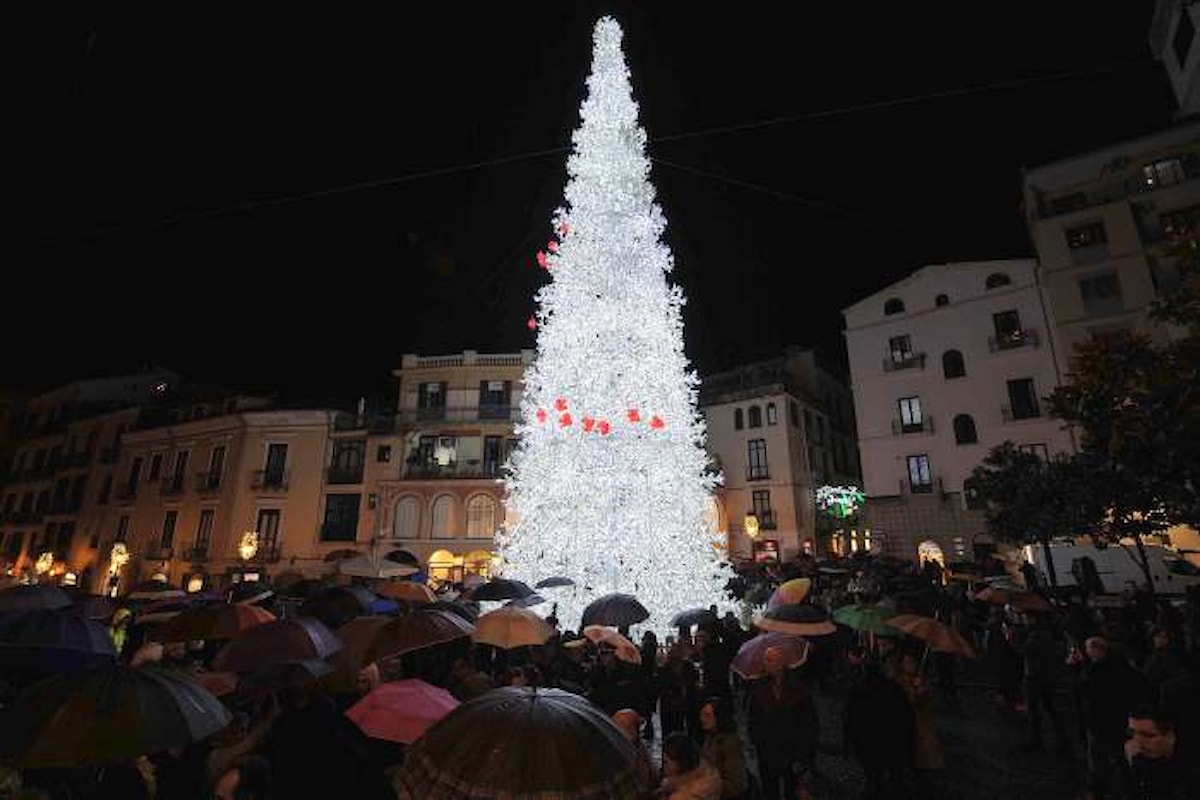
[36,3,1176,407]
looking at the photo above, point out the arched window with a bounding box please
[747,406,763,428]
[942,349,966,379]
[985,272,1011,290]
[884,298,905,315]
[734,409,744,430]
[431,495,455,539]
[953,414,978,445]
[935,293,950,307]
[465,494,498,539]
[392,495,421,539]
[765,403,778,425]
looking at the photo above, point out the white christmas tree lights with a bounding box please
[500,17,731,634]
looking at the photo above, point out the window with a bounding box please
[479,380,512,419]
[907,454,933,493]
[1065,221,1107,250]
[148,453,162,481]
[393,496,422,539]
[1006,378,1041,420]
[747,406,763,428]
[1160,204,1199,238]
[483,436,503,477]
[264,444,287,481]
[1079,271,1123,316]
[331,440,365,470]
[173,451,190,483]
[53,523,72,561]
[35,491,50,515]
[898,397,923,433]
[953,414,978,445]
[992,310,1024,349]
[196,510,214,552]
[98,475,112,505]
[1018,443,1050,462]
[160,511,177,550]
[883,298,905,315]
[888,335,913,365]
[431,495,455,539]
[734,409,744,430]
[207,446,226,487]
[942,350,966,379]
[766,403,777,425]
[417,382,447,419]
[116,515,130,543]
[256,509,281,552]
[934,293,949,307]
[751,490,774,528]
[984,273,1011,290]
[747,439,769,480]
[1174,9,1195,68]
[70,476,86,509]
[376,445,392,463]
[789,402,800,427]
[466,495,498,539]
[322,494,361,542]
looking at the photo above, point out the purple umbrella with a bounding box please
[731,631,810,679]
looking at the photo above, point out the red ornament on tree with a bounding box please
[536,409,547,423]
[582,417,595,432]
[626,408,641,423]
[650,415,665,430]
[536,251,549,269]
[547,240,559,253]
[556,221,571,238]
[559,413,573,427]
[598,420,611,436]
[527,316,537,330]
[554,398,568,412]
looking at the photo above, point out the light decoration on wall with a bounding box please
[500,18,732,635]
[238,531,259,562]
[108,542,130,575]
[816,485,865,519]
[34,551,54,576]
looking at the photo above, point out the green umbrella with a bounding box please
[832,604,901,636]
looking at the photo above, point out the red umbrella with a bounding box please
[156,603,275,642]
[345,679,459,744]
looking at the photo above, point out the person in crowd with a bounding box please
[896,653,944,773]
[612,708,657,797]
[698,696,747,800]
[658,652,700,740]
[213,755,272,800]
[843,645,916,800]
[660,732,721,800]
[502,665,528,687]
[983,606,1021,709]
[639,631,661,741]
[747,646,818,800]
[694,628,732,699]
[1157,655,1198,762]
[447,655,494,702]
[1112,707,1199,800]
[1141,626,1183,690]
[1074,636,1149,800]
[1016,613,1069,753]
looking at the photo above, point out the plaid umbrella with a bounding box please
[394,687,642,799]
[753,604,837,636]
[581,593,648,629]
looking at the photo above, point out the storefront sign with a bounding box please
[753,539,780,563]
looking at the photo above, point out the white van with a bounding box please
[1025,543,1200,595]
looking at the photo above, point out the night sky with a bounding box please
[38,3,1176,408]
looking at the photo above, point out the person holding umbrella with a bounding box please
[747,646,818,800]
[699,696,748,800]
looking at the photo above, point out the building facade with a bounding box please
[1151,1,1200,119]
[843,260,1074,564]
[1023,123,1199,360]
[700,349,860,563]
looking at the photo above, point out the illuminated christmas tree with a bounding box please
[500,17,730,634]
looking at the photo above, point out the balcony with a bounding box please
[146,545,174,561]
[183,544,210,562]
[900,477,940,495]
[250,544,282,564]
[395,406,521,428]
[988,328,1040,353]
[882,353,926,373]
[750,510,778,530]
[1001,404,1042,422]
[744,466,771,481]
[194,472,222,493]
[401,462,505,480]
[251,470,289,492]
[892,417,934,436]
[97,446,120,464]
[319,523,358,543]
[160,476,186,497]
[326,465,365,485]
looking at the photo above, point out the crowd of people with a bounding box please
[1,551,1199,799]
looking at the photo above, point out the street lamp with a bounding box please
[743,512,760,540]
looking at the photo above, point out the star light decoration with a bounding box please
[108,542,130,576]
[816,485,866,519]
[501,17,732,636]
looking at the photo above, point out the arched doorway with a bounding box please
[428,549,458,583]
[917,540,945,567]
[464,549,494,578]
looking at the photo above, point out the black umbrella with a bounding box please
[68,593,115,621]
[469,579,535,602]
[581,593,649,629]
[281,578,334,600]
[213,617,342,673]
[0,665,232,767]
[505,594,546,609]
[534,576,575,590]
[427,601,480,623]
[0,585,72,613]
[300,585,378,628]
[394,687,641,799]
[670,608,718,629]
[385,549,421,568]
[0,609,117,673]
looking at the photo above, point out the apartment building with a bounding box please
[843,260,1074,564]
[700,349,860,563]
[1023,123,1199,360]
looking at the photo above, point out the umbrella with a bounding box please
[469,578,535,602]
[364,608,475,663]
[378,582,436,604]
[888,614,979,658]
[473,607,555,649]
[238,659,333,698]
[582,626,641,665]
[191,670,239,697]
[581,593,649,628]
[462,574,487,589]
[0,665,232,767]
[338,555,419,579]
[428,600,480,622]
[534,576,575,590]
[505,593,546,609]
[156,603,276,642]
[0,585,72,613]
[299,585,378,628]
[126,579,186,601]
[133,598,198,625]
[385,550,421,568]
[69,593,115,620]
[394,687,642,799]
[832,604,900,635]
[767,578,812,608]
[817,566,850,575]
[670,608,717,629]
[972,586,1052,612]
[227,582,275,606]
[346,679,459,744]
[754,604,837,636]
[213,617,342,673]
[329,616,393,691]
[731,632,810,679]
[281,578,333,600]
[0,609,117,672]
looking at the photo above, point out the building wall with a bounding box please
[1151,1,1200,118]
[843,260,1074,561]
